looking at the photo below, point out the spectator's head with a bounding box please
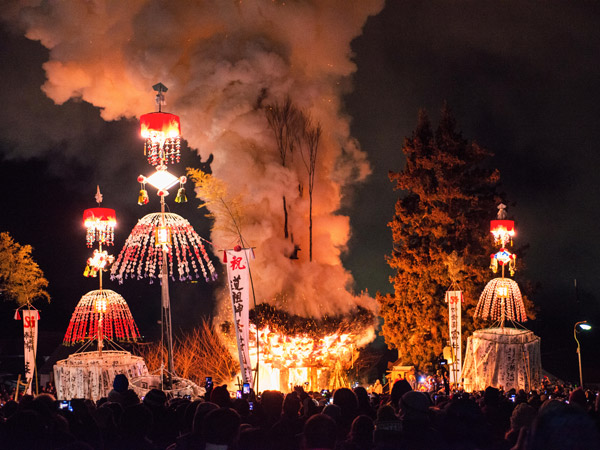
[390,380,412,408]
[210,385,232,408]
[353,386,370,408]
[113,374,129,393]
[349,414,374,444]
[201,407,241,447]
[483,386,500,407]
[282,392,301,416]
[142,388,167,409]
[569,388,587,410]
[261,390,284,418]
[528,401,600,450]
[119,403,152,439]
[303,413,337,450]
[510,402,536,431]
[192,401,219,434]
[332,388,358,417]
[399,391,430,421]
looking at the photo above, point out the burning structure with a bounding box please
[10,0,386,391]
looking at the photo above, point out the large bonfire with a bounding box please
[9,0,387,391]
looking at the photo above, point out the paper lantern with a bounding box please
[491,219,515,247]
[110,212,217,284]
[83,207,116,248]
[475,278,527,322]
[63,289,141,345]
[140,112,181,166]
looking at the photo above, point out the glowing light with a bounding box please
[144,168,180,192]
[579,323,592,331]
[110,212,217,283]
[83,207,116,247]
[63,290,141,345]
[490,219,515,247]
[475,278,527,322]
[140,112,181,166]
[94,298,108,314]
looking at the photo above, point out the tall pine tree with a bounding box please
[377,106,503,370]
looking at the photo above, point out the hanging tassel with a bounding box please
[84,265,91,277]
[138,189,149,205]
[14,310,21,320]
[223,251,228,263]
[175,187,187,203]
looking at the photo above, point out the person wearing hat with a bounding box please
[107,374,140,408]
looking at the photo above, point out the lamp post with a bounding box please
[574,320,592,388]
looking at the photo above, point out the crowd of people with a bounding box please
[0,375,599,450]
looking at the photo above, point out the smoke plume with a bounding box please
[5,0,384,326]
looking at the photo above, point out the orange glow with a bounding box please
[490,219,515,246]
[140,112,181,140]
[249,324,354,368]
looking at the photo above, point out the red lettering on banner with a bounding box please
[23,316,36,328]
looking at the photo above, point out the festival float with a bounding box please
[54,188,149,401]
[461,204,542,392]
[110,83,215,398]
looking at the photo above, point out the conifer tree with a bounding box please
[377,106,504,369]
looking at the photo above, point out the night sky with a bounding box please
[1,0,600,383]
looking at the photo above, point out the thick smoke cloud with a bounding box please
[5,0,384,322]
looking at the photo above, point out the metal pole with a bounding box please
[574,325,583,388]
[161,196,174,389]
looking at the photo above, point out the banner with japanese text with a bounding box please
[225,248,254,386]
[21,309,40,395]
[445,291,462,385]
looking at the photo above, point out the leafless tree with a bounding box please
[300,115,321,261]
[265,97,303,240]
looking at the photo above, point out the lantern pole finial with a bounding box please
[497,203,507,219]
[95,185,103,205]
[152,82,168,113]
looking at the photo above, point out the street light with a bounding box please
[574,320,592,388]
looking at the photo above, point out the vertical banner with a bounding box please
[445,291,462,385]
[20,309,40,395]
[225,248,254,386]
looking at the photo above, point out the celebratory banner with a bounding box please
[15,308,40,395]
[225,247,254,386]
[445,291,462,384]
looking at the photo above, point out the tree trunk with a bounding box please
[283,195,289,239]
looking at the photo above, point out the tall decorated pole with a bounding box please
[111,83,216,390]
[461,203,541,392]
[475,204,525,326]
[63,188,141,349]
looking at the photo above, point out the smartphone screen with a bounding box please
[243,383,250,395]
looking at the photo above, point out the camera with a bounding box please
[243,383,250,395]
[249,401,254,411]
[321,389,329,397]
[236,390,242,399]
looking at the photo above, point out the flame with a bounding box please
[250,324,355,369]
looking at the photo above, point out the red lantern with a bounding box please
[490,219,515,247]
[83,207,116,247]
[140,112,182,167]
